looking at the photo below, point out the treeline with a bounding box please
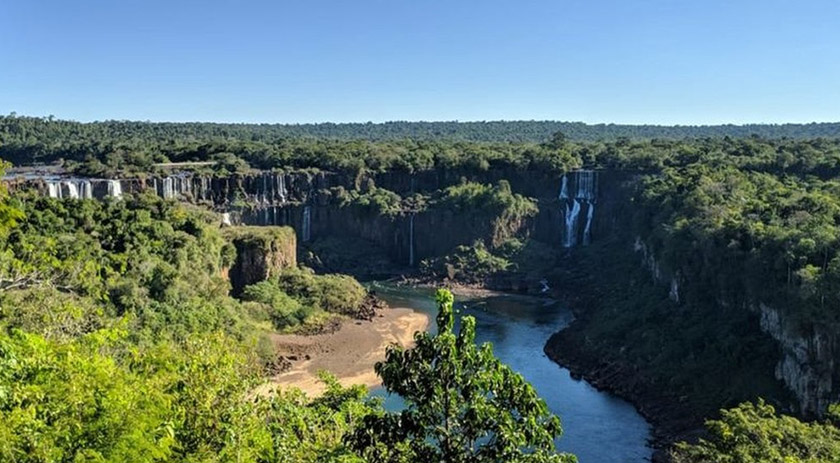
[3,115,840,171]
[630,138,840,325]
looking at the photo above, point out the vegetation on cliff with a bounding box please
[672,401,840,463]
[223,225,297,295]
[7,119,840,459]
[0,164,576,461]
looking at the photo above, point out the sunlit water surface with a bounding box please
[368,283,652,463]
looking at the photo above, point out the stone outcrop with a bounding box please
[223,226,297,296]
[758,303,837,415]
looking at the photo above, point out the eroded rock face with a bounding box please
[759,303,837,415]
[224,226,297,296]
[635,233,838,415]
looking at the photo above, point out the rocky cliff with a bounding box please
[629,202,838,416]
[9,166,837,417]
[223,226,297,296]
[759,303,838,415]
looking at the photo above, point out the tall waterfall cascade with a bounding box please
[559,170,598,247]
[564,200,582,247]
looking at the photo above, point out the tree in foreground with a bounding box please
[348,289,576,463]
[672,400,840,463]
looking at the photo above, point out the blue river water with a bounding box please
[368,283,652,463]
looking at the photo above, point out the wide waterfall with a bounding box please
[12,170,306,208]
[46,179,94,200]
[13,170,315,239]
[559,170,597,247]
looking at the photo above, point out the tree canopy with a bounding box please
[349,289,575,463]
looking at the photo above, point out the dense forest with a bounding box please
[6,116,840,461]
[2,115,840,173]
[0,177,580,462]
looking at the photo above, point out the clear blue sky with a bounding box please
[2,0,838,124]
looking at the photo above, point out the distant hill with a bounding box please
[3,115,840,143]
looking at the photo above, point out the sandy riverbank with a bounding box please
[255,307,430,397]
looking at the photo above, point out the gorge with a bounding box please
[4,122,840,460]
[5,162,832,428]
[5,163,837,419]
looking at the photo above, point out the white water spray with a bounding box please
[47,182,60,198]
[564,199,581,247]
[65,182,79,199]
[583,203,594,245]
[107,180,122,199]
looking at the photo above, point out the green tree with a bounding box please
[0,161,23,238]
[348,289,575,463]
[672,400,840,463]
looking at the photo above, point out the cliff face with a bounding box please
[223,226,297,296]
[9,170,345,205]
[631,208,838,416]
[10,166,838,415]
[759,304,838,415]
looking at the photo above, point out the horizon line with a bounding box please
[5,113,840,127]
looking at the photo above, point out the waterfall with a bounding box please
[107,180,122,198]
[302,205,312,242]
[222,212,232,226]
[47,182,60,198]
[65,182,79,199]
[78,180,93,199]
[278,174,287,203]
[262,174,269,204]
[409,214,415,266]
[564,199,581,247]
[583,203,594,245]
[560,170,597,247]
[161,177,174,199]
[178,176,189,197]
[576,170,595,200]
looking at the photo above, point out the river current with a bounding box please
[369,283,652,463]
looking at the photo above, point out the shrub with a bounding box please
[242,280,310,330]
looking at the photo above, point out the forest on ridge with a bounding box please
[3,116,840,461]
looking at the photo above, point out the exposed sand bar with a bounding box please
[256,307,430,397]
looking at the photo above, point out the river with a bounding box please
[369,282,652,463]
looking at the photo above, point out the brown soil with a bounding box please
[253,307,430,397]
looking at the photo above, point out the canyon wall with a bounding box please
[9,167,837,415]
[759,303,839,415]
[223,226,297,296]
